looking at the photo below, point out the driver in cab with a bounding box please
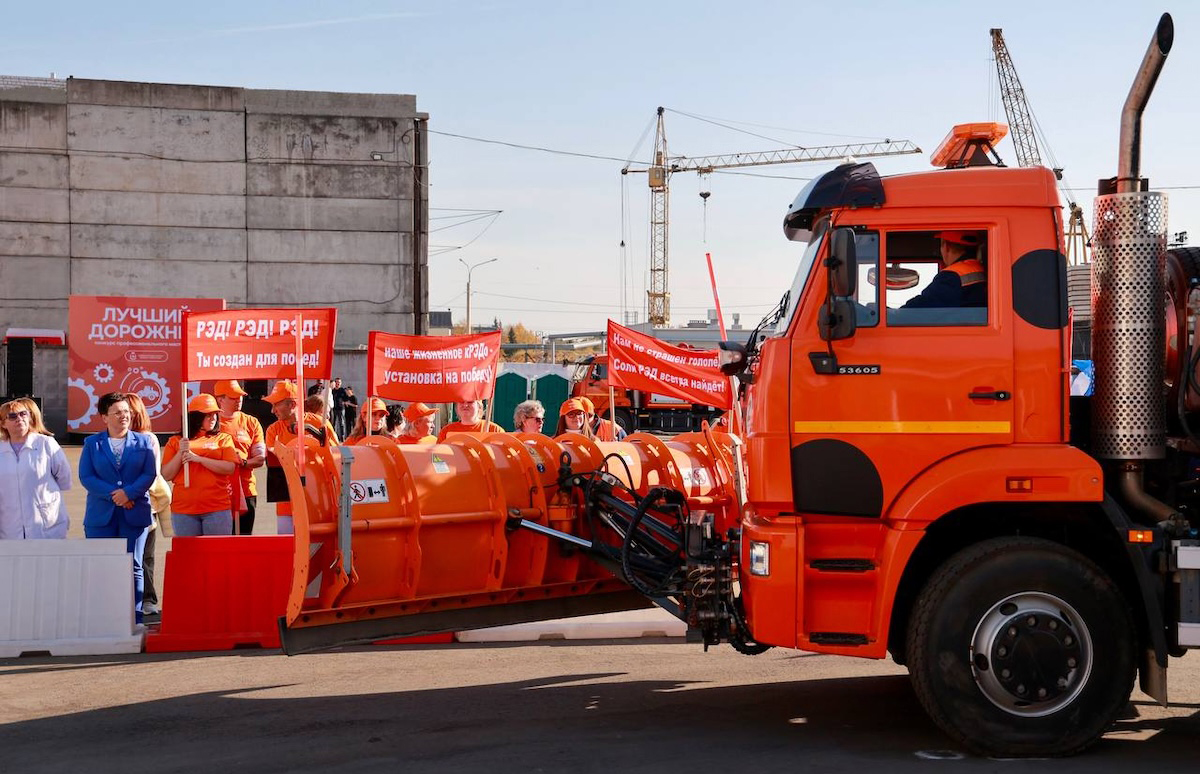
[902,231,986,308]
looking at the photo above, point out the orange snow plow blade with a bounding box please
[276,430,740,654]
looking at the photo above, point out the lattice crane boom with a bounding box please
[628,107,921,326]
[990,28,1042,168]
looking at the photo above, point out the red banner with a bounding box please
[368,330,502,402]
[68,295,226,433]
[606,320,732,409]
[183,308,337,382]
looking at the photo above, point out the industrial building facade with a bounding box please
[0,76,429,433]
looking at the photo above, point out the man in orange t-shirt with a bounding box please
[214,380,266,535]
[264,380,338,535]
[437,399,503,442]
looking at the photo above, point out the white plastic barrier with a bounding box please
[0,539,144,657]
[455,608,687,643]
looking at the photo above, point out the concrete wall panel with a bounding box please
[0,152,68,189]
[0,309,68,344]
[0,102,66,150]
[69,79,244,112]
[247,261,410,307]
[244,89,417,118]
[0,187,68,223]
[0,222,69,257]
[0,256,69,299]
[246,162,404,199]
[247,195,410,232]
[69,155,245,195]
[71,191,246,228]
[67,105,246,162]
[72,257,246,301]
[248,229,407,265]
[71,224,247,262]
[247,114,407,163]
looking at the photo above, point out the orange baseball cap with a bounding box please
[404,402,437,421]
[212,379,247,398]
[265,380,299,404]
[188,393,220,413]
[560,398,587,416]
[935,230,982,247]
[361,397,387,416]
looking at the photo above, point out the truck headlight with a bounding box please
[749,541,770,576]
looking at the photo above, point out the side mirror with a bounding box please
[819,298,857,341]
[827,227,857,297]
[718,341,748,376]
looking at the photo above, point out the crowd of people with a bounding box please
[0,382,629,622]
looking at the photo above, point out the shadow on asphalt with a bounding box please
[1,659,1197,774]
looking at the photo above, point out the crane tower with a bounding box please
[627,108,921,326]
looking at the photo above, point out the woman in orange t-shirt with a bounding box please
[161,394,238,536]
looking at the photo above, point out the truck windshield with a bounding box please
[774,217,828,336]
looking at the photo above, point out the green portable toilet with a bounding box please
[533,373,569,433]
[492,372,529,431]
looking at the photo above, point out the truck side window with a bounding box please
[851,231,880,327]
[884,230,988,327]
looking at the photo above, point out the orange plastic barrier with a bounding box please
[146,536,293,652]
[278,430,739,637]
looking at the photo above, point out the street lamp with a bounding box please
[460,257,498,333]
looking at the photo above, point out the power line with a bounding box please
[429,129,633,163]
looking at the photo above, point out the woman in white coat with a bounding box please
[0,398,71,539]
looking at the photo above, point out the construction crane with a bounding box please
[991,28,1090,265]
[623,107,922,326]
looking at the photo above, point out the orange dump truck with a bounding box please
[276,16,1199,757]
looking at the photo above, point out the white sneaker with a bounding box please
[142,604,160,615]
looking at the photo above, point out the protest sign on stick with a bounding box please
[605,320,732,410]
[368,330,502,403]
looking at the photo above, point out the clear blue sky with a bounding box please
[6,1,1197,336]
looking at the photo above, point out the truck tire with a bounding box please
[905,536,1135,757]
[614,409,634,435]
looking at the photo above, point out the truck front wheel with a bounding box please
[906,536,1135,757]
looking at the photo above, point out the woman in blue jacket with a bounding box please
[78,391,158,622]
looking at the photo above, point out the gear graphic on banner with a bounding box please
[67,377,98,431]
[120,369,171,419]
[92,363,115,383]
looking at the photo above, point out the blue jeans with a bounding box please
[172,510,233,537]
[85,518,148,622]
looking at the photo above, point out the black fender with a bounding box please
[1099,494,1169,669]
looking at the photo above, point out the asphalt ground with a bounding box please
[3,446,1198,772]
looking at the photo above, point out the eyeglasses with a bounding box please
[526,417,545,424]
[6,410,30,420]
[107,410,131,418]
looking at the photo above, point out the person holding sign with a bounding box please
[346,397,389,444]
[579,396,626,441]
[264,381,334,535]
[214,380,266,536]
[398,402,438,444]
[555,398,594,438]
[161,394,239,537]
[437,399,503,442]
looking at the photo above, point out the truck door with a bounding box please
[787,227,1013,645]
[792,226,1013,518]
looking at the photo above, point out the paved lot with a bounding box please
[7,445,1197,772]
[1,642,1199,773]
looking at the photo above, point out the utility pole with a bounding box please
[460,257,497,334]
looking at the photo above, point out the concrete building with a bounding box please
[0,76,428,432]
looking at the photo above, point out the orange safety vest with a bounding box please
[945,258,986,287]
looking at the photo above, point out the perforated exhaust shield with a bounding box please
[1090,191,1167,459]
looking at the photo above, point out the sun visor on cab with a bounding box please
[782,162,884,242]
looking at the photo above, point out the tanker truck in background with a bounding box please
[275,14,1199,757]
